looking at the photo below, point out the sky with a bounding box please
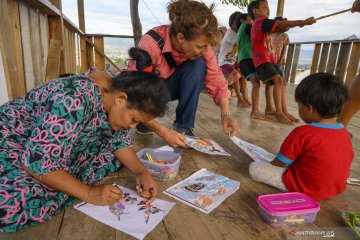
[62,0,360,44]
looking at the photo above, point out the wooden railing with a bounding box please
[285,39,360,86]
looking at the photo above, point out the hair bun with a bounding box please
[128,47,152,71]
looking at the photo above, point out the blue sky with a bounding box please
[62,0,360,43]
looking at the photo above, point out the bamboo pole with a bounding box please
[316,8,351,20]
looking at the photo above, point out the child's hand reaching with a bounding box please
[305,17,316,25]
[84,184,124,206]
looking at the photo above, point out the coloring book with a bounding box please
[185,136,231,156]
[163,168,240,214]
[74,185,175,240]
[230,136,275,162]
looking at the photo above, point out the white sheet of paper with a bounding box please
[74,185,175,240]
[230,136,275,162]
[156,145,174,152]
[163,168,240,214]
[185,137,231,156]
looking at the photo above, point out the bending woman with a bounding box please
[0,48,169,233]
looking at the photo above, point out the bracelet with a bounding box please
[221,112,231,118]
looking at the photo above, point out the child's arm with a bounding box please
[271,157,288,167]
[274,17,316,32]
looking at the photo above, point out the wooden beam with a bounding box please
[284,44,294,82]
[276,0,285,17]
[22,0,61,16]
[45,39,61,81]
[318,43,330,72]
[335,42,351,82]
[0,0,27,98]
[94,37,105,70]
[326,42,339,74]
[0,23,13,101]
[77,0,89,72]
[344,42,360,87]
[86,34,135,39]
[130,0,142,46]
[86,36,94,68]
[289,44,301,83]
[310,43,321,74]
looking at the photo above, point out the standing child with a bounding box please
[248,0,315,124]
[237,13,267,120]
[219,11,251,107]
[249,73,353,201]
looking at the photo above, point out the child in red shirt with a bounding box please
[248,0,315,124]
[249,73,354,201]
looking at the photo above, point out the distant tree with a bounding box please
[220,0,250,9]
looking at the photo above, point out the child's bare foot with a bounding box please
[244,98,251,106]
[238,100,251,108]
[285,112,299,122]
[230,89,236,97]
[275,112,294,125]
[265,109,276,115]
[250,112,268,121]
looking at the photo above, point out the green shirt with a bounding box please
[237,23,253,62]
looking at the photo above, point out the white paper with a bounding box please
[163,168,239,214]
[156,145,174,152]
[230,136,275,162]
[185,137,231,156]
[74,185,175,240]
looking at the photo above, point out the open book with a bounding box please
[230,136,275,162]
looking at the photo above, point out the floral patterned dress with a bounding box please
[0,75,132,233]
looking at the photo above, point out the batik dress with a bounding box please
[0,75,132,233]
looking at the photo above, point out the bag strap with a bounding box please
[146,30,177,69]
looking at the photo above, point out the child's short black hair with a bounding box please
[229,11,241,28]
[295,73,348,118]
[247,0,260,20]
[235,13,249,30]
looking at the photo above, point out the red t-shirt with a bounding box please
[276,123,353,200]
[251,17,278,68]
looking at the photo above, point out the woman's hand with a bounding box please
[84,184,123,206]
[136,170,157,203]
[160,128,188,148]
[222,115,240,137]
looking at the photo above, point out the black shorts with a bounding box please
[256,62,282,85]
[239,58,257,81]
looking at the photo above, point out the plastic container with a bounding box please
[257,192,320,225]
[136,148,181,181]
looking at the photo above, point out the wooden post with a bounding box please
[326,43,339,74]
[78,0,88,71]
[0,24,13,101]
[310,43,321,74]
[130,0,142,46]
[276,0,285,17]
[289,44,301,83]
[344,42,360,87]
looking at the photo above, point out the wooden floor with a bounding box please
[1,83,360,240]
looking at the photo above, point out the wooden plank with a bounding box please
[335,42,351,82]
[29,7,42,86]
[39,13,49,83]
[284,44,294,82]
[310,43,321,74]
[87,36,94,68]
[21,0,61,16]
[0,0,27,98]
[94,37,105,70]
[0,28,12,102]
[345,42,360,87]
[318,43,330,72]
[276,0,284,17]
[48,16,65,77]
[289,44,301,83]
[77,0,89,72]
[19,1,35,91]
[326,42,339,74]
[45,39,61,81]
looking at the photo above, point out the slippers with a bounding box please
[342,211,360,238]
[347,178,360,186]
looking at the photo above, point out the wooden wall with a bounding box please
[0,0,79,101]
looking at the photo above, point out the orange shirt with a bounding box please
[128,25,229,104]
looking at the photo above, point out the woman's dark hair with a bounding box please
[295,73,348,118]
[229,11,241,28]
[247,0,260,20]
[235,13,249,30]
[110,47,169,117]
